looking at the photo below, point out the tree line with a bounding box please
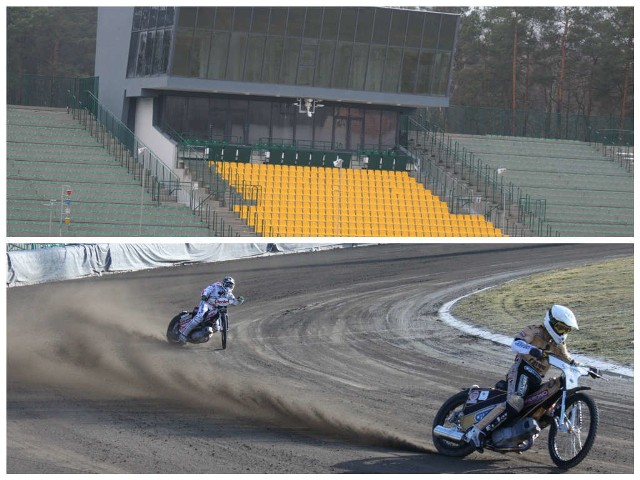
[6,6,633,119]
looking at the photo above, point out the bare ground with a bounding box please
[6,243,634,474]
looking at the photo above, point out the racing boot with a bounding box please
[465,426,486,453]
[177,332,188,345]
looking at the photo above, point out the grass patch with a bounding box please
[451,256,633,366]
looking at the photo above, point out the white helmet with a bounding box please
[544,305,579,344]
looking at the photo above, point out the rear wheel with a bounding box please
[220,313,228,349]
[167,312,188,344]
[432,390,475,457]
[548,392,599,469]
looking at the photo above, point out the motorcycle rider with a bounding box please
[465,304,584,452]
[177,276,244,344]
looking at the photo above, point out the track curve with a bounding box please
[7,243,633,473]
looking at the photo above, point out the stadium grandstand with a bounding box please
[6,7,632,237]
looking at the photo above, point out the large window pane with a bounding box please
[382,47,402,92]
[321,8,339,40]
[389,10,408,47]
[215,7,233,30]
[191,29,211,77]
[416,50,434,94]
[187,97,209,138]
[269,8,287,35]
[208,32,230,79]
[338,8,357,42]
[132,8,143,31]
[271,102,295,142]
[405,11,424,48]
[295,110,314,144]
[262,37,284,83]
[247,100,271,144]
[303,8,323,38]
[245,36,266,82]
[196,8,215,29]
[287,8,305,37]
[380,111,397,145]
[152,29,165,75]
[422,13,440,49]
[400,48,419,93]
[161,30,172,73]
[233,7,252,32]
[372,9,391,44]
[178,7,197,28]
[355,8,374,43]
[314,41,334,88]
[280,37,301,84]
[313,107,333,146]
[127,32,140,77]
[438,15,458,49]
[432,51,451,95]
[349,44,369,90]
[364,45,385,91]
[226,33,248,80]
[364,109,381,146]
[136,31,148,76]
[251,7,270,34]
[297,42,317,86]
[332,42,352,89]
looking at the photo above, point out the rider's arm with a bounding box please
[512,338,545,359]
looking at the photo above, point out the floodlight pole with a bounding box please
[496,168,507,231]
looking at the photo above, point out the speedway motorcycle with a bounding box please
[432,353,602,469]
[167,305,230,349]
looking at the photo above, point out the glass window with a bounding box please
[349,117,363,150]
[355,8,374,43]
[148,8,158,29]
[161,30,172,73]
[422,13,440,49]
[400,48,419,93]
[380,110,397,145]
[334,115,347,150]
[287,8,305,37]
[165,8,175,27]
[269,8,287,35]
[416,50,434,94]
[251,7,270,34]
[136,31,148,76]
[247,100,271,144]
[298,42,317,86]
[338,8,357,42]
[233,7,252,32]
[141,7,151,30]
[332,42,352,89]
[152,29,165,75]
[303,8,322,39]
[364,109,381,146]
[178,7,197,28]
[144,31,155,76]
[295,110,314,144]
[314,41,335,87]
[215,7,233,30]
[321,8,339,40]
[280,37,301,84]
[172,28,193,76]
[187,97,209,139]
[432,51,451,95]
[271,102,295,142]
[207,32,230,79]
[156,7,167,28]
[364,45,385,91]
[372,9,391,44]
[226,33,248,81]
[349,44,369,90]
[313,106,333,146]
[196,8,215,29]
[389,9,408,47]
[244,36,266,82]
[127,32,140,77]
[191,29,211,78]
[132,8,143,31]
[382,47,402,92]
[262,37,284,83]
[438,15,458,49]
[405,12,424,48]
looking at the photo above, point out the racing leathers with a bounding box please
[178,282,243,343]
[466,324,574,450]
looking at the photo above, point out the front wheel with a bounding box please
[220,312,228,349]
[432,390,475,457]
[548,392,599,469]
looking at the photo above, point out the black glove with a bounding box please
[237,295,245,304]
[529,347,545,359]
[588,367,601,378]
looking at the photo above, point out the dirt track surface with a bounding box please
[6,243,634,474]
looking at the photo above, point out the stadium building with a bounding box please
[95,6,460,157]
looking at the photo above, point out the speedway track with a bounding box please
[6,243,634,474]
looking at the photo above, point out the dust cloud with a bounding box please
[7,282,430,454]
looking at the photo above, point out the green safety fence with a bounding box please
[7,74,98,109]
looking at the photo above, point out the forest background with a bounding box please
[5,6,634,120]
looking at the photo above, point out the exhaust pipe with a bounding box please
[433,425,466,443]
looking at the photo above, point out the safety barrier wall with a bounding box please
[6,243,353,287]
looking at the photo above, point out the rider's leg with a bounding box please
[178,301,209,343]
[466,360,527,450]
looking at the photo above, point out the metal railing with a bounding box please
[406,115,557,236]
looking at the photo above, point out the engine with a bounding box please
[491,417,541,448]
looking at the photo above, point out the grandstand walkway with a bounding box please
[447,134,633,237]
[7,106,211,237]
